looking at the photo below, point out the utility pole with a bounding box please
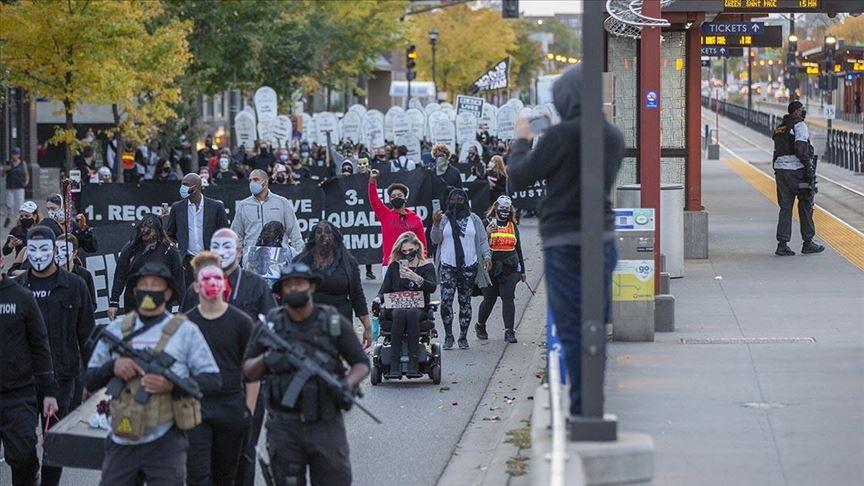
[747,47,753,115]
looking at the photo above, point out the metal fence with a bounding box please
[702,96,863,174]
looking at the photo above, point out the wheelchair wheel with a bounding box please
[371,364,382,386]
[430,364,442,385]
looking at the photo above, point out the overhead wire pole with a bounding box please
[571,0,617,442]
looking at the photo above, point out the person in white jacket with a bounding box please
[230,169,304,262]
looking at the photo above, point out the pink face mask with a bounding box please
[198,266,225,301]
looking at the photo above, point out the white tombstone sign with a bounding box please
[496,105,517,140]
[406,108,426,141]
[254,86,278,124]
[392,111,411,141]
[340,111,363,143]
[257,119,275,147]
[348,104,367,118]
[429,111,455,153]
[408,98,423,111]
[455,112,479,145]
[364,110,385,148]
[234,111,257,151]
[506,98,524,113]
[272,115,293,148]
[480,103,498,136]
[316,112,339,145]
[395,132,421,160]
[384,106,404,142]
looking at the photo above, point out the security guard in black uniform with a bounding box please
[243,263,370,486]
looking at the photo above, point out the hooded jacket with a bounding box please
[508,66,625,247]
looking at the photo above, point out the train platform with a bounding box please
[603,136,864,485]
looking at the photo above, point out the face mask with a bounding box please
[800,110,807,120]
[198,268,225,301]
[48,209,64,222]
[135,289,166,312]
[390,197,406,209]
[279,154,289,162]
[219,158,230,170]
[401,250,418,261]
[282,291,310,309]
[249,181,264,196]
[20,217,34,228]
[342,171,352,176]
[496,210,511,222]
[276,174,286,182]
[179,185,193,199]
[162,167,171,173]
[436,158,449,175]
[54,241,74,266]
[27,239,54,272]
[300,151,309,159]
[210,237,238,269]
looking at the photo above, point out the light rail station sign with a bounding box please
[722,0,820,12]
[701,46,744,58]
[701,26,782,48]
[701,22,765,35]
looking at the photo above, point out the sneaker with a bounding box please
[801,241,825,254]
[474,323,488,340]
[366,270,376,280]
[504,330,518,344]
[458,331,469,349]
[775,243,795,256]
[443,335,455,350]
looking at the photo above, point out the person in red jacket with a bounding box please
[368,169,427,277]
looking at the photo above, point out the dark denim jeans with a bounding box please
[544,241,617,416]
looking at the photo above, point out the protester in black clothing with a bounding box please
[54,233,96,310]
[485,155,509,202]
[378,232,437,378]
[153,158,179,181]
[3,146,30,228]
[181,227,276,486]
[214,154,240,182]
[3,200,39,256]
[431,144,463,202]
[198,134,218,169]
[0,252,60,486]
[45,193,98,254]
[186,252,257,486]
[107,213,184,319]
[476,196,525,343]
[73,145,98,183]
[296,222,371,348]
[13,226,94,486]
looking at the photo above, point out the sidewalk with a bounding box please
[604,150,864,485]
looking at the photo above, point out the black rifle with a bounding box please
[98,328,203,403]
[256,318,382,424]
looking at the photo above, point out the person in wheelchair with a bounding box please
[377,232,437,379]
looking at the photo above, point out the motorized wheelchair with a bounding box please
[369,299,442,385]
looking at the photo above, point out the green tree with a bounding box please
[0,0,191,168]
[509,21,544,95]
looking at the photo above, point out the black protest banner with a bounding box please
[510,180,546,212]
[80,181,180,225]
[80,222,136,323]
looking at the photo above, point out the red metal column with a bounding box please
[685,22,703,211]
[639,0,662,291]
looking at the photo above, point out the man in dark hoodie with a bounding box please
[771,101,823,256]
[507,65,624,417]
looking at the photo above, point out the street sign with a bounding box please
[701,46,743,57]
[701,59,711,67]
[645,90,659,109]
[701,26,782,48]
[824,105,835,121]
[701,22,765,35]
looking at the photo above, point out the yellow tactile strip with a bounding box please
[723,157,864,272]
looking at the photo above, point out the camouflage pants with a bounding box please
[439,262,478,336]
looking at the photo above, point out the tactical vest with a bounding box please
[772,117,801,160]
[489,222,518,252]
[109,312,201,440]
[265,305,346,422]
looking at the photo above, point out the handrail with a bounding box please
[547,348,566,486]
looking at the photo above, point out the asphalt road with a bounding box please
[1,220,545,486]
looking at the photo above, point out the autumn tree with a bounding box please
[827,15,864,46]
[0,0,191,168]
[406,4,517,98]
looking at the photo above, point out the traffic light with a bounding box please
[406,45,417,81]
[502,0,519,19]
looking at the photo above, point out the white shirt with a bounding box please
[187,200,204,255]
[440,217,478,267]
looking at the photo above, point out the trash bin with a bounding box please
[615,184,685,278]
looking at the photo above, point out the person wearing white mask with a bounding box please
[44,194,98,253]
[213,154,238,183]
[13,225,94,486]
[165,173,229,286]
[230,169,304,262]
[179,227,276,486]
[97,166,113,184]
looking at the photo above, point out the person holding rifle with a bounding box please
[243,263,370,486]
[84,261,221,485]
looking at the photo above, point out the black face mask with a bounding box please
[401,250,418,261]
[282,291,310,309]
[390,197,406,209]
[20,218,34,228]
[800,110,807,120]
[496,210,511,222]
[135,290,166,312]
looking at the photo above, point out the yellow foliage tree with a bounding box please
[827,16,864,46]
[0,0,191,168]
[406,4,517,99]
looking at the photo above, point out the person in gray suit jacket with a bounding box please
[165,173,229,284]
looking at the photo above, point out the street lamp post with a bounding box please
[429,28,439,102]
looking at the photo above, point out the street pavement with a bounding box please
[0,220,546,486]
[605,142,864,485]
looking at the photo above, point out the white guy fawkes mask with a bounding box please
[210,237,238,269]
[27,239,55,272]
[357,159,369,173]
[54,241,75,266]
